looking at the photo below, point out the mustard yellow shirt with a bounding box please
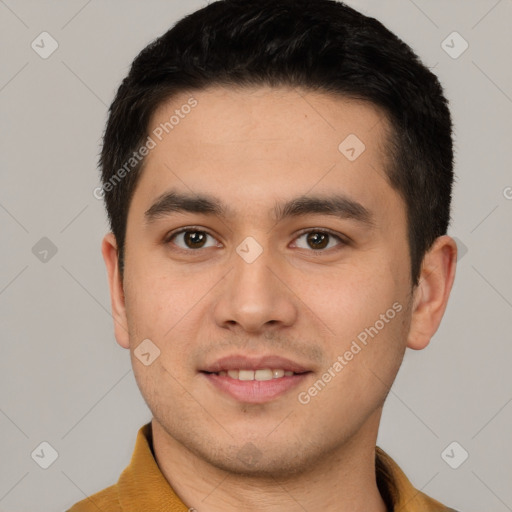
[67,423,459,512]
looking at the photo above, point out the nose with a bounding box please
[212,243,298,334]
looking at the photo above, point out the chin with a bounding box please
[209,450,312,479]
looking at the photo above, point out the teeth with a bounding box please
[239,370,255,381]
[217,369,295,381]
[255,369,273,381]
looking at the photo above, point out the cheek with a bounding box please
[314,303,407,421]
[306,264,401,337]
[311,262,409,386]
[124,266,194,337]
[123,268,202,377]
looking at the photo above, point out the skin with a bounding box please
[102,86,457,512]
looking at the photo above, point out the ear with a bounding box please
[101,232,130,349]
[407,235,458,350]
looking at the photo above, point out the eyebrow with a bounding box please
[144,189,375,228]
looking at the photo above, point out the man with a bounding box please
[69,0,460,510]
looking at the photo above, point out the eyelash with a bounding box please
[164,226,348,254]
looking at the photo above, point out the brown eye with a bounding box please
[293,230,344,251]
[184,231,207,248]
[168,229,219,250]
[306,232,329,249]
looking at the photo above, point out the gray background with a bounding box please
[0,0,511,510]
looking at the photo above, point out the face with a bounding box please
[108,86,418,476]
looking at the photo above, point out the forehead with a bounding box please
[131,86,402,228]
[149,85,390,158]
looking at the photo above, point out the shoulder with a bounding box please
[66,483,120,512]
[409,490,464,512]
[376,446,462,512]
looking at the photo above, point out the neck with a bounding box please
[151,413,389,512]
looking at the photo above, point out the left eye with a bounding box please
[292,230,344,251]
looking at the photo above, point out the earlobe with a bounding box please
[406,235,457,351]
[101,233,130,349]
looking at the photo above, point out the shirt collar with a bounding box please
[117,422,189,511]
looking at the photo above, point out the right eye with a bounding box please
[166,228,222,252]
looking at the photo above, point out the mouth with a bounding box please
[199,355,313,403]
[202,368,304,380]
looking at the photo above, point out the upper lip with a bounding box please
[201,354,311,373]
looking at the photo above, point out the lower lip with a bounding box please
[201,372,311,403]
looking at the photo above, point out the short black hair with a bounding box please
[100,0,454,288]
